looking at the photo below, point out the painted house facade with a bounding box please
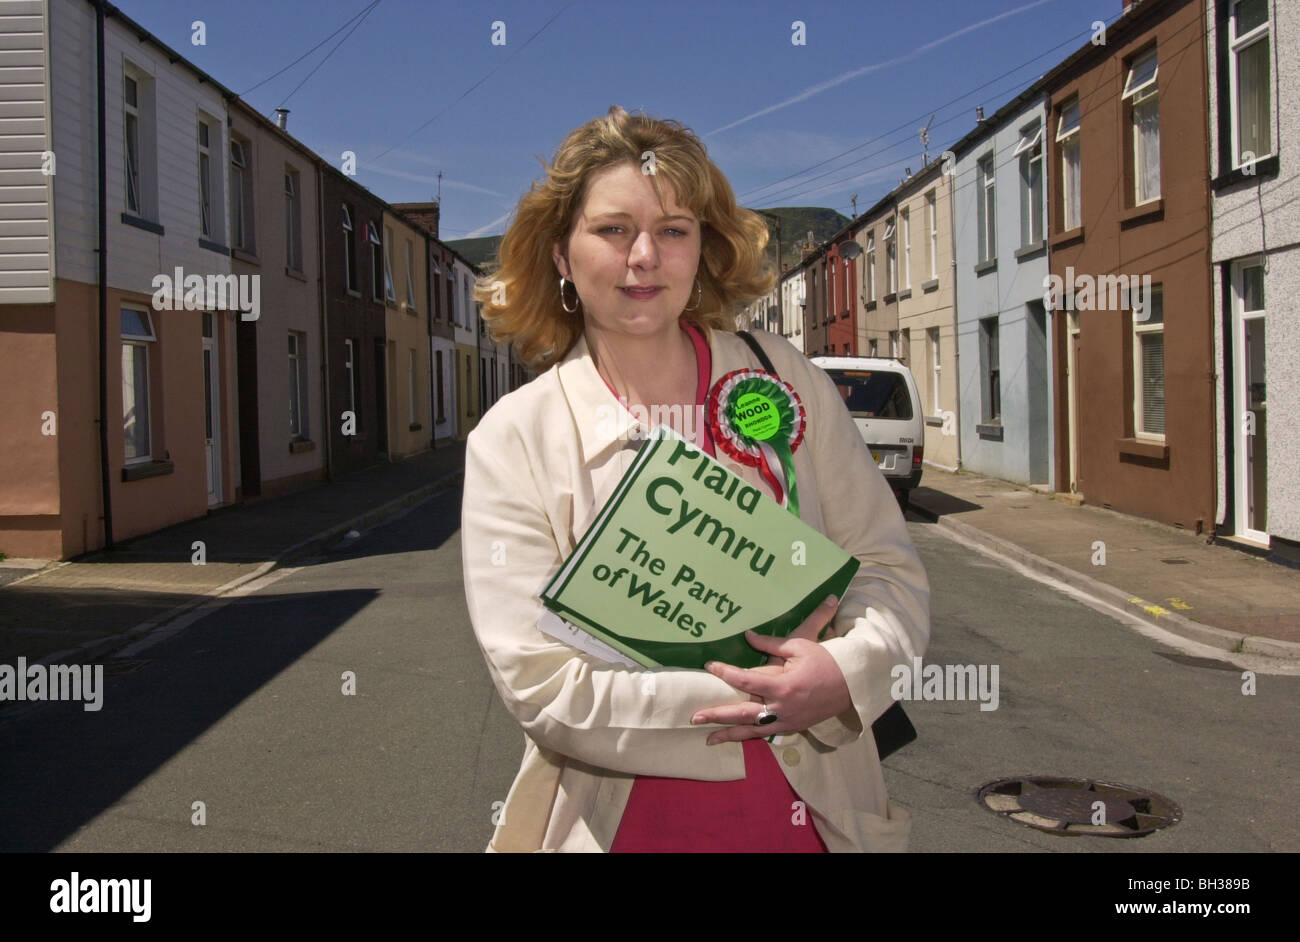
[0,0,241,557]
[451,253,481,439]
[382,209,431,459]
[1205,0,1299,563]
[952,92,1055,486]
[1045,0,1216,531]
[228,100,325,499]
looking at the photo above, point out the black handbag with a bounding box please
[736,330,918,760]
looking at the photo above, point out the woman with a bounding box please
[462,106,930,852]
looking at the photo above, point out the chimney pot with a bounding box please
[274,108,289,129]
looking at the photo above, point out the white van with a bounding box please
[810,356,925,509]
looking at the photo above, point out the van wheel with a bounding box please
[894,489,909,513]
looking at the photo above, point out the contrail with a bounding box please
[706,0,1058,137]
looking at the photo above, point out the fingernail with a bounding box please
[825,594,838,605]
[691,714,702,724]
[703,661,716,671]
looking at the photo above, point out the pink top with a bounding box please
[595,319,828,852]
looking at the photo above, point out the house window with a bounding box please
[900,209,911,290]
[435,351,445,422]
[284,169,302,271]
[121,308,155,463]
[977,155,996,262]
[869,339,878,357]
[408,349,417,423]
[928,327,941,414]
[980,317,1001,423]
[1134,284,1165,439]
[866,232,876,301]
[885,220,897,294]
[384,226,397,303]
[926,190,938,280]
[197,119,212,237]
[1014,121,1044,246]
[890,331,899,358]
[288,331,308,437]
[124,74,142,214]
[230,137,253,251]
[1229,0,1272,167]
[368,222,383,302]
[342,204,357,292]
[343,338,357,431]
[1123,48,1160,205]
[405,241,416,309]
[1057,98,1082,230]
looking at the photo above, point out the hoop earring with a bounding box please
[683,278,703,311]
[559,276,580,314]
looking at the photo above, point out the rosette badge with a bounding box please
[707,368,806,515]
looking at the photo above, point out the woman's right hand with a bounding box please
[757,594,840,668]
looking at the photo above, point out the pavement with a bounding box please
[908,466,1300,659]
[0,441,465,667]
[3,440,1298,674]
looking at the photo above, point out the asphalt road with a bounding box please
[1,484,1296,852]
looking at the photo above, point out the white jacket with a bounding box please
[460,326,931,851]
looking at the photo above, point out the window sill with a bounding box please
[343,433,367,442]
[285,267,307,282]
[974,258,997,276]
[121,213,164,236]
[122,459,174,481]
[199,237,231,255]
[865,300,877,311]
[346,288,361,299]
[921,278,939,293]
[976,422,1004,441]
[232,247,259,265]
[1212,155,1278,190]
[1116,436,1167,460]
[1050,226,1084,249]
[1120,198,1163,227]
[1014,240,1046,261]
[925,415,944,428]
[289,438,315,454]
[882,292,897,304]
[897,287,913,300]
[840,309,850,319]
[386,299,399,309]
[408,423,423,432]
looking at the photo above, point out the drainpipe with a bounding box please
[316,164,334,480]
[95,0,114,549]
[947,162,963,470]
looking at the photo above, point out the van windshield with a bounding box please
[824,369,913,419]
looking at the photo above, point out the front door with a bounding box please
[1232,260,1267,544]
[202,312,222,506]
[1066,309,1081,493]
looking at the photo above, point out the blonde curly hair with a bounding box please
[473,106,775,372]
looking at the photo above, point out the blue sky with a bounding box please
[113,0,1121,239]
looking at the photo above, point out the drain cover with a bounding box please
[976,776,1181,837]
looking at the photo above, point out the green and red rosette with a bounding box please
[707,369,806,516]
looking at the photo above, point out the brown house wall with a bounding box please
[1047,0,1214,529]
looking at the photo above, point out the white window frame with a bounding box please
[197,118,212,237]
[343,338,356,420]
[928,326,941,415]
[866,232,876,301]
[1133,283,1165,441]
[901,208,911,290]
[405,240,416,309]
[977,155,996,262]
[980,316,1001,422]
[230,138,252,252]
[1015,121,1044,246]
[1057,99,1082,231]
[885,220,897,295]
[384,226,397,303]
[1228,0,1273,168]
[367,222,383,302]
[342,204,357,292]
[927,190,938,280]
[288,331,308,438]
[124,73,142,215]
[1123,48,1160,205]
[284,168,302,271]
[121,308,155,465]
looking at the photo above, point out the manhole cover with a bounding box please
[976,776,1181,837]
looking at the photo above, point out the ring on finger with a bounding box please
[755,704,779,726]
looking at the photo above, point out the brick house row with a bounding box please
[0,0,527,560]
[741,0,1296,563]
